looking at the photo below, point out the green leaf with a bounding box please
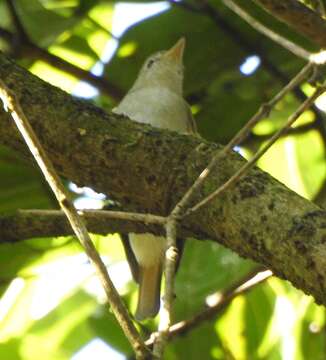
[89,307,132,356]
[174,239,256,320]
[294,129,326,199]
[16,0,80,47]
[0,146,54,212]
[244,282,276,358]
[168,322,223,360]
[19,290,98,359]
[299,301,326,360]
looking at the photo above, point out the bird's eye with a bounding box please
[147,59,155,68]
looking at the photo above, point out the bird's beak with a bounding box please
[164,37,185,63]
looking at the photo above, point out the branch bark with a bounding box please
[0,52,326,306]
[0,210,168,243]
[0,78,149,359]
[252,0,326,48]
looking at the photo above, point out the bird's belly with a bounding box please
[129,233,166,267]
[113,88,189,133]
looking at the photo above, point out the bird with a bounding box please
[113,38,197,320]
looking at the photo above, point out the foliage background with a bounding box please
[0,0,325,359]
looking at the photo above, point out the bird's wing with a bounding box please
[120,233,140,283]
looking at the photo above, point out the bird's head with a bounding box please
[132,38,186,95]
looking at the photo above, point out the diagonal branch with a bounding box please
[306,0,326,17]
[186,78,326,216]
[0,80,149,359]
[252,0,326,48]
[1,52,326,307]
[221,0,311,60]
[244,121,316,148]
[146,268,272,345]
[170,0,326,150]
[170,61,314,220]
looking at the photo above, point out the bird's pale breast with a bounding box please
[113,87,190,133]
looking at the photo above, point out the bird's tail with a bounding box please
[135,264,162,321]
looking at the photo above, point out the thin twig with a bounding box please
[22,209,166,226]
[307,0,326,17]
[153,218,178,359]
[0,81,150,359]
[146,269,272,345]
[317,0,326,17]
[244,121,316,147]
[220,62,314,149]
[186,79,326,217]
[170,61,314,220]
[252,0,326,48]
[221,0,311,60]
[171,0,326,148]
[156,52,314,354]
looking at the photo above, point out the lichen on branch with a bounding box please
[0,52,326,307]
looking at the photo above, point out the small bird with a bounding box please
[113,38,197,320]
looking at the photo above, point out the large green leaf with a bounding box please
[299,301,326,360]
[15,0,80,47]
[18,290,97,360]
[0,146,54,212]
[168,322,223,360]
[174,239,256,320]
[89,306,132,356]
[243,282,276,359]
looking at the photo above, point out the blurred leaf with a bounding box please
[89,307,132,356]
[168,322,223,360]
[29,60,78,92]
[0,146,54,212]
[0,1,11,30]
[216,296,246,359]
[0,236,81,294]
[198,69,273,142]
[295,130,326,199]
[244,282,276,358]
[299,301,326,360]
[51,34,99,69]
[16,0,80,47]
[258,136,308,198]
[174,239,256,320]
[88,2,114,37]
[19,290,97,360]
[0,338,22,360]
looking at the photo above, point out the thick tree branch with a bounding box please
[252,0,326,48]
[0,80,149,359]
[0,52,326,306]
[0,209,168,243]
